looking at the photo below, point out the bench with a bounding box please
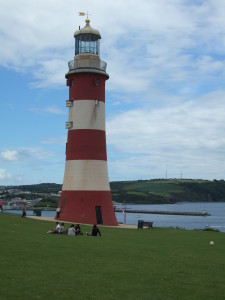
[138,220,153,229]
[33,209,42,216]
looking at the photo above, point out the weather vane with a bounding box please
[78,12,92,19]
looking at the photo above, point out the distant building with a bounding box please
[8,198,27,208]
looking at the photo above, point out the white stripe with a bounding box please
[68,100,105,130]
[62,160,110,191]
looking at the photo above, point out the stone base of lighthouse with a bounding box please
[58,190,117,226]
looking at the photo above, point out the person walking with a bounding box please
[22,203,27,218]
[0,199,3,212]
[56,207,61,219]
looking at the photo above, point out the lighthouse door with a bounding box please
[95,206,103,224]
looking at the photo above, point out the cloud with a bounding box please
[1,150,18,162]
[44,106,66,115]
[0,169,12,180]
[41,136,66,145]
[30,59,68,88]
[1,0,225,184]
[108,91,225,153]
[1,147,54,163]
[30,105,66,115]
[1,0,225,92]
[101,1,225,96]
[107,90,225,180]
[13,174,25,184]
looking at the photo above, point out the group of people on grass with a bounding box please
[46,222,101,236]
[21,204,102,237]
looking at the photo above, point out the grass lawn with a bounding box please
[0,213,225,300]
[121,182,183,193]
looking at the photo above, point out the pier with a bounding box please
[114,208,210,216]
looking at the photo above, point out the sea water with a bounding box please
[4,202,225,232]
[116,202,225,232]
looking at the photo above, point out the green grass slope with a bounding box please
[0,213,225,300]
[2,179,225,205]
[110,179,225,204]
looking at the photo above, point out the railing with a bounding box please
[68,59,107,72]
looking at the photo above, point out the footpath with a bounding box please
[27,215,136,229]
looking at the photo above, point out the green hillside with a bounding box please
[110,179,225,204]
[4,183,62,193]
[1,179,225,204]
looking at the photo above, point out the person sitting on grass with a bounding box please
[75,224,82,235]
[46,222,61,234]
[86,224,101,236]
[68,224,76,236]
[60,222,65,234]
[92,224,101,236]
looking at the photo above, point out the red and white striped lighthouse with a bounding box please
[58,17,118,226]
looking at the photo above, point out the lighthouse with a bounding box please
[57,17,118,226]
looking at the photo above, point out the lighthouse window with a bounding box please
[75,34,100,56]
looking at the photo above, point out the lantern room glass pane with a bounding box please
[75,34,100,56]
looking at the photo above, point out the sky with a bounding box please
[1,0,225,185]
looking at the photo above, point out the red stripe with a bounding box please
[68,73,108,102]
[66,129,107,160]
[57,190,118,226]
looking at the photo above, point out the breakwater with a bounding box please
[114,208,210,216]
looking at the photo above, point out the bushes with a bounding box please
[34,196,59,208]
